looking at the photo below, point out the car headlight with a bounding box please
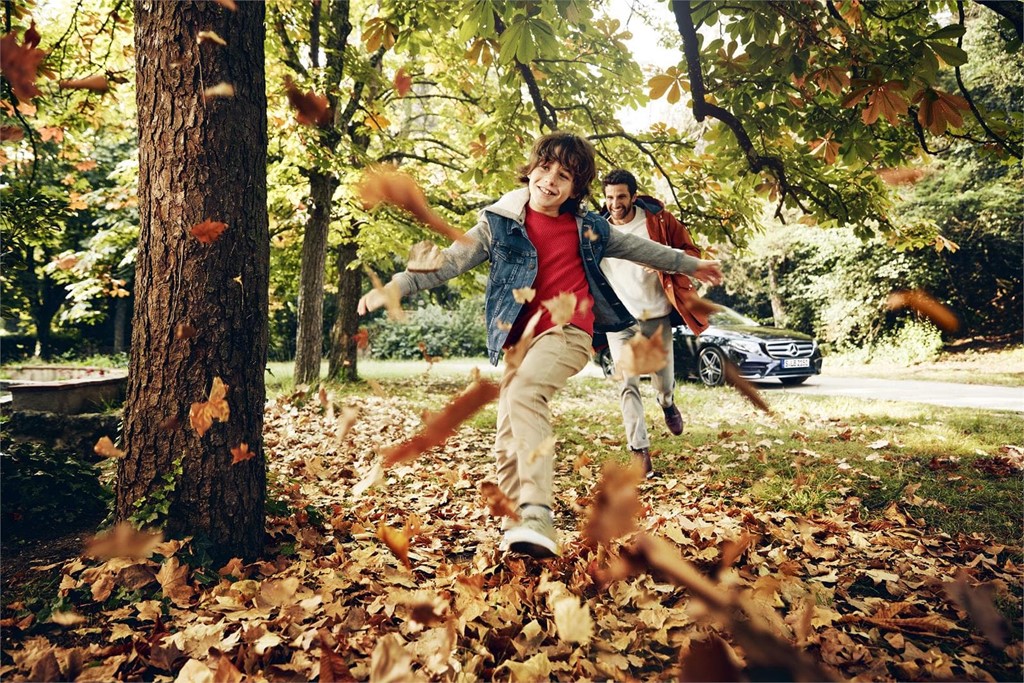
[727,339,761,354]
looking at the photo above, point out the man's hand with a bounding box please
[692,259,723,286]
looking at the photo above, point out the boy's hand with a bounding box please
[692,259,723,286]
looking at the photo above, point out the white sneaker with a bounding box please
[503,505,559,558]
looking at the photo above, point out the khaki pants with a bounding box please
[606,315,675,450]
[494,325,592,508]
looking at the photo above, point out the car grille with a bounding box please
[764,340,815,358]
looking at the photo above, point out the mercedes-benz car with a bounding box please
[593,306,823,387]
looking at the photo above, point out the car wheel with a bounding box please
[698,347,726,387]
[780,376,809,386]
[598,348,615,378]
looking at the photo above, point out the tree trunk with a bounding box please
[119,0,268,562]
[112,296,129,355]
[327,239,361,382]
[292,171,338,385]
[767,260,788,328]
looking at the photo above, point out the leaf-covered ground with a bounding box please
[1,371,1021,682]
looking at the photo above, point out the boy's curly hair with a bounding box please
[518,131,597,212]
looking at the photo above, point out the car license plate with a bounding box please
[782,358,810,368]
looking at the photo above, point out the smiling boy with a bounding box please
[360,132,722,558]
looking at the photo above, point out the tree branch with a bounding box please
[490,11,557,131]
[375,151,463,171]
[271,5,306,77]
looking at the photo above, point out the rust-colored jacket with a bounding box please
[603,195,710,335]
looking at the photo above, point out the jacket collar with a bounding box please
[486,187,590,226]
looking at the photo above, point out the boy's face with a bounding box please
[604,183,637,224]
[527,159,576,217]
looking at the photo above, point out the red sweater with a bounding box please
[506,207,595,346]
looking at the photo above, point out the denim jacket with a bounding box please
[391,188,704,365]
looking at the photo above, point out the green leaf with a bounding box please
[924,25,966,41]
[928,42,968,67]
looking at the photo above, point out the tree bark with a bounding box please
[327,239,361,382]
[119,0,268,562]
[292,171,338,385]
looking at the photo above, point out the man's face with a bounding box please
[604,183,637,224]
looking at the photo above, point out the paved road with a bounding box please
[756,374,1024,412]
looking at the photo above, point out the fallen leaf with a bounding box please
[550,593,594,645]
[377,522,411,569]
[157,557,195,607]
[407,240,445,272]
[357,167,469,245]
[393,67,412,96]
[513,288,536,304]
[190,219,227,244]
[542,292,577,326]
[0,30,47,101]
[886,289,959,332]
[203,82,235,99]
[94,436,125,459]
[381,379,499,467]
[189,377,230,437]
[196,30,227,46]
[230,442,254,465]
[284,76,332,127]
[479,482,520,521]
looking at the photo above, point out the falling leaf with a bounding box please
[357,167,470,245]
[354,328,370,350]
[582,461,643,547]
[407,240,445,272]
[190,219,227,244]
[583,227,599,241]
[213,0,238,10]
[377,522,411,569]
[723,362,772,414]
[418,341,440,366]
[230,442,254,465]
[203,82,235,99]
[617,325,668,377]
[86,522,164,560]
[550,594,594,645]
[93,436,125,459]
[503,310,543,373]
[526,435,555,465]
[393,67,412,96]
[370,633,421,683]
[53,253,79,270]
[189,377,230,437]
[59,74,109,93]
[50,611,86,626]
[479,482,520,521]
[0,30,47,101]
[1,125,25,142]
[196,30,227,46]
[542,292,577,326]
[284,76,332,127]
[381,379,500,467]
[945,570,1010,648]
[680,291,723,316]
[352,459,384,497]
[512,287,536,304]
[175,322,197,339]
[159,415,181,431]
[886,288,959,332]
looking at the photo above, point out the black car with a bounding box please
[593,306,823,387]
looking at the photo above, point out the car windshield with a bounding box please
[710,307,759,326]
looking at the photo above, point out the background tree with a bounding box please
[118,0,268,562]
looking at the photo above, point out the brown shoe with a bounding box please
[631,447,654,479]
[663,404,684,436]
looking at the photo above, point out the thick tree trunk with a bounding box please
[327,240,361,382]
[767,261,787,328]
[292,171,338,386]
[119,0,268,562]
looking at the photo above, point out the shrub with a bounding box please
[869,319,944,365]
[0,440,110,539]
[369,298,487,359]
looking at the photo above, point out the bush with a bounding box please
[0,334,35,364]
[0,440,110,539]
[869,319,944,365]
[369,298,487,359]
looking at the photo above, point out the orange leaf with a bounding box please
[190,219,227,244]
[59,75,109,93]
[0,31,46,102]
[723,362,772,414]
[617,325,669,377]
[356,167,470,245]
[479,482,521,521]
[230,442,254,464]
[213,0,238,10]
[189,377,230,437]
[284,76,333,127]
[353,328,370,350]
[582,461,643,548]
[93,436,125,459]
[381,379,500,467]
[85,522,164,560]
[862,82,908,126]
[376,521,411,568]
[0,126,24,142]
[393,67,412,96]
[886,289,959,332]
[175,322,198,339]
[914,88,968,136]
[680,291,723,316]
[503,310,542,373]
